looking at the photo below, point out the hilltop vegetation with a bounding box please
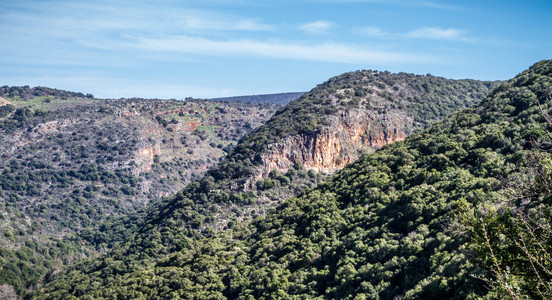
[210,92,304,105]
[35,61,552,299]
[0,91,279,296]
[0,85,94,101]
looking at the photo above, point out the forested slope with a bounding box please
[36,61,552,299]
[147,71,498,237]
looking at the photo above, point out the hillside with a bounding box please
[150,71,498,236]
[0,91,279,296]
[210,92,305,105]
[35,61,552,299]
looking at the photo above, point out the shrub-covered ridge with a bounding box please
[34,62,552,298]
[143,71,498,240]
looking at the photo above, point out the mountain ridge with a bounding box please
[209,92,305,105]
[35,60,552,300]
[153,70,499,235]
[0,69,500,297]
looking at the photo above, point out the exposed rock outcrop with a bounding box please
[166,120,200,132]
[0,284,18,300]
[134,143,161,175]
[34,119,77,133]
[0,96,10,106]
[248,109,409,187]
[234,71,498,192]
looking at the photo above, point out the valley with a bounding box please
[0,88,280,296]
[1,62,551,299]
[34,60,552,300]
[2,0,550,299]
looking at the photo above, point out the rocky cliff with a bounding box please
[236,71,498,190]
[251,109,409,186]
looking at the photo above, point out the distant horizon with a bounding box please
[3,65,512,101]
[0,64,523,100]
[1,0,550,99]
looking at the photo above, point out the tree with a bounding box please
[466,109,552,299]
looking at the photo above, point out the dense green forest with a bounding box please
[34,62,552,298]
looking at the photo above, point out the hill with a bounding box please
[152,71,498,236]
[0,85,94,101]
[35,61,552,299]
[0,90,279,296]
[31,68,501,298]
[209,92,304,105]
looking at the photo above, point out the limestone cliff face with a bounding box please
[248,109,411,187]
[134,143,161,175]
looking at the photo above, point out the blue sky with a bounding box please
[1,0,551,99]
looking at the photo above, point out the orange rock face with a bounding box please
[248,109,410,187]
[184,120,200,131]
[134,143,161,175]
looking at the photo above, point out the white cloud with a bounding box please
[357,26,389,37]
[299,21,334,34]
[126,35,430,64]
[305,0,462,10]
[355,26,475,42]
[0,1,275,38]
[404,27,472,42]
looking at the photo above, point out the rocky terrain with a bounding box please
[250,107,408,187]
[246,71,499,184]
[0,88,280,295]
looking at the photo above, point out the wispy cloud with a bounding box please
[299,21,334,35]
[356,26,475,43]
[305,0,462,10]
[404,27,473,42]
[0,1,275,37]
[356,26,389,38]
[123,35,431,64]
[0,1,437,69]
